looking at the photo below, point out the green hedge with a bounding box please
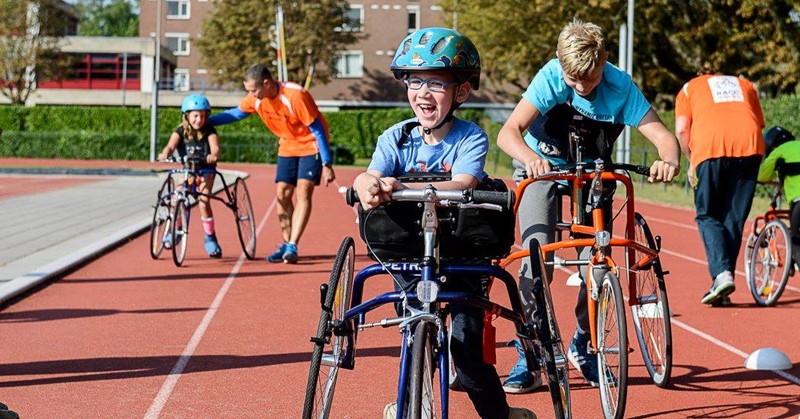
[1,94,798,176]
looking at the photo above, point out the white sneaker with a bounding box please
[701,270,735,305]
[383,402,397,419]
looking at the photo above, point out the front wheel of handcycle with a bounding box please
[528,239,571,419]
[149,175,175,259]
[627,212,672,388]
[595,269,628,419]
[302,236,356,419]
[748,219,792,306]
[171,198,190,267]
[233,177,257,259]
[408,321,438,419]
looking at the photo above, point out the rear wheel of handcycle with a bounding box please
[302,236,356,419]
[528,239,571,419]
[233,178,256,259]
[408,321,438,419]
[149,176,175,259]
[171,198,189,267]
[748,219,792,306]
[596,270,628,419]
[626,212,672,387]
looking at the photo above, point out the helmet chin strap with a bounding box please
[423,113,454,135]
[422,88,460,135]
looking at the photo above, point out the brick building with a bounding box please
[138,0,514,108]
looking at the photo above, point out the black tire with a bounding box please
[233,178,257,259]
[743,231,757,281]
[149,176,174,259]
[596,270,628,419]
[302,237,356,419]
[627,213,672,387]
[408,322,438,419]
[171,198,189,267]
[528,239,571,419]
[748,220,792,306]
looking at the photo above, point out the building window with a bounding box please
[166,0,190,19]
[334,51,363,78]
[407,6,419,33]
[338,5,363,32]
[165,33,190,56]
[173,69,190,91]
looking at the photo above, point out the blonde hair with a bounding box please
[556,19,606,80]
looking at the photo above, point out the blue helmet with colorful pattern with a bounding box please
[181,94,211,113]
[391,27,481,90]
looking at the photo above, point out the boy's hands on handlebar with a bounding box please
[648,160,680,183]
[524,155,552,179]
[353,172,404,210]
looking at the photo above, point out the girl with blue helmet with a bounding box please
[158,93,223,258]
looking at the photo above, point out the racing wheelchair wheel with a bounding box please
[302,236,356,419]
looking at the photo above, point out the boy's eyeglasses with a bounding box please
[404,77,457,92]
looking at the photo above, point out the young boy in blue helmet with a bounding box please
[353,27,536,419]
[158,93,223,258]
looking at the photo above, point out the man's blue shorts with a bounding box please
[275,155,322,185]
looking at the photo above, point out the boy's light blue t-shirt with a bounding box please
[522,58,651,162]
[368,117,488,180]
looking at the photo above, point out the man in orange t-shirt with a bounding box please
[211,64,336,264]
[675,66,765,306]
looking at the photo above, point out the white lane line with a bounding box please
[643,215,800,293]
[671,317,800,386]
[513,238,800,386]
[143,199,276,419]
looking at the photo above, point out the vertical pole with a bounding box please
[617,24,627,163]
[275,5,283,82]
[623,0,635,164]
[149,0,162,162]
[452,0,458,31]
[277,4,288,81]
[121,52,128,107]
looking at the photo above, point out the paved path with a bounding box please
[0,164,242,306]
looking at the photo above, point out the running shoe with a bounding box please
[266,242,288,263]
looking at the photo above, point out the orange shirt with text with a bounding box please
[675,74,764,168]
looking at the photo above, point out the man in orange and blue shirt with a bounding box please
[211,64,335,264]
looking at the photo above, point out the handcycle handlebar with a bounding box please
[520,160,651,180]
[345,186,515,211]
[552,161,651,177]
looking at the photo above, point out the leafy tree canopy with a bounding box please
[442,0,800,106]
[196,0,360,88]
[74,0,138,37]
[0,0,69,104]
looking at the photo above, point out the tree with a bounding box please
[441,0,800,104]
[74,0,138,37]
[196,0,360,88]
[0,0,70,104]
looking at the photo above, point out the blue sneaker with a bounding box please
[567,329,601,387]
[282,242,298,264]
[267,243,288,263]
[162,231,183,249]
[503,340,542,394]
[204,234,222,258]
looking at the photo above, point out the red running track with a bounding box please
[0,160,798,418]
